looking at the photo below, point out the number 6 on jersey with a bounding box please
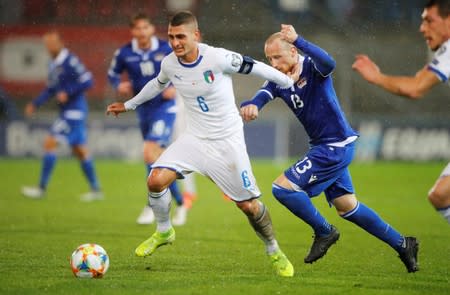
[197,96,209,112]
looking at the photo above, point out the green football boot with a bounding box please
[135,227,176,257]
[269,249,294,277]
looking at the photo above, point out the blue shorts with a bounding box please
[139,112,176,147]
[50,118,87,146]
[284,143,356,203]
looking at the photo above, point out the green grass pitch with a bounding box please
[1,159,449,294]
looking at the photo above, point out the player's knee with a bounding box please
[43,136,57,151]
[333,194,358,216]
[428,186,449,208]
[236,199,257,216]
[272,183,290,202]
[147,168,173,192]
[72,146,89,160]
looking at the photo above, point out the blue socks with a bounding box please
[342,202,404,251]
[272,184,332,237]
[146,163,183,206]
[80,158,100,191]
[38,153,100,191]
[39,153,57,190]
[169,182,183,206]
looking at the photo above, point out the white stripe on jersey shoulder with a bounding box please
[53,48,69,65]
[297,54,305,76]
[258,89,274,99]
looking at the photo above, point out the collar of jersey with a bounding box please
[132,37,159,55]
[177,55,203,68]
[297,54,305,76]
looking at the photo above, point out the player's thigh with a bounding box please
[429,163,450,205]
[43,134,58,151]
[204,131,261,202]
[284,143,355,198]
[143,141,165,163]
[152,132,205,178]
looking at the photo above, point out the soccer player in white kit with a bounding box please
[352,0,450,224]
[107,11,298,277]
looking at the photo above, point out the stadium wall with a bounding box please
[1,117,448,162]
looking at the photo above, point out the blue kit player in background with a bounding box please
[108,13,187,226]
[21,30,102,201]
[240,25,419,273]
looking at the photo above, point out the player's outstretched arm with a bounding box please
[124,76,169,110]
[220,49,295,88]
[247,59,296,88]
[106,102,126,117]
[352,54,440,99]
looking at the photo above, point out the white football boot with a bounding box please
[80,191,104,202]
[171,205,188,226]
[136,205,155,225]
[21,186,45,199]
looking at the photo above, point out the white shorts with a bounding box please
[440,162,450,177]
[153,130,261,202]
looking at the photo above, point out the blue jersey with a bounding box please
[108,37,175,121]
[32,48,92,121]
[242,38,357,146]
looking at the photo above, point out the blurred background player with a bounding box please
[21,30,102,200]
[240,24,419,272]
[108,13,189,225]
[352,0,450,224]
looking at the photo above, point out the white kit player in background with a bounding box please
[352,0,450,224]
[107,11,299,277]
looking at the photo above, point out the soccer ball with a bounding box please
[70,243,109,278]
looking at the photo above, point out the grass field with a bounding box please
[1,159,449,294]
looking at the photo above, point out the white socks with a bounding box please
[182,173,197,195]
[437,206,450,224]
[148,189,172,232]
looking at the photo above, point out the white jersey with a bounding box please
[428,39,450,85]
[124,43,294,139]
[160,44,244,139]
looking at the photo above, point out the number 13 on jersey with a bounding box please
[197,96,209,112]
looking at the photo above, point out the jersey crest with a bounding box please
[203,70,215,84]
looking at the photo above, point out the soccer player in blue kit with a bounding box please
[108,13,187,225]
[240,25,419,272]
[21,30,102,200]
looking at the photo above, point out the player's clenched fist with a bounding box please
[352,54,382,84]
[106,102,126,117]
[240,104,259,122]
[280,24,298,43]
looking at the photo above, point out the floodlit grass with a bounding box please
[0,159,448,294]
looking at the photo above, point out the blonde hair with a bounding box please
[265,32,295,50]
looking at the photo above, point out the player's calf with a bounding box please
[236,199,278,254]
